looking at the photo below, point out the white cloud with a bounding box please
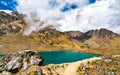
[16,0,120,35]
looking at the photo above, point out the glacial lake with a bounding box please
[0,54,5,57]
[38,50,101,65]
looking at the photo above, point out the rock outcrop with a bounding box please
[0,50,43,74]
[0,11,25,36]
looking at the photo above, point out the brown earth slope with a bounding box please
[65,28,120,55]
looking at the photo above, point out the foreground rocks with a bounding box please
[0,50,43,75]
[17,55,120,75]
[0,50,120,75]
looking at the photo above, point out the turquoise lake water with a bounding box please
[0,54,5,57]
[38,50,100,65]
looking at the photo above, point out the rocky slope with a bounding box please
[0,11,25,36]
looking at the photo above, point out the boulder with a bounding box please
[0,71,13,75]
[0,50,43,73]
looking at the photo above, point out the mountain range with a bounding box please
[0,11,120,55]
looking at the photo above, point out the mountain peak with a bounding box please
[64,31,83,38]
[84,28,119,39]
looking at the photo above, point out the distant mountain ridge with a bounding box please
[84,28,119,39]
[64,28,120,54]
[65,28,119,41]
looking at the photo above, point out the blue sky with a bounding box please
[0,0,17,11]
[0,0,96,11]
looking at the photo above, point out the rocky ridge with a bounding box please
[84,28,119,39]
[65,28,119,41]
[0,50,43,75]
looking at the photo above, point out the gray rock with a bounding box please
[0,50,43,73]
[0,71,13,75]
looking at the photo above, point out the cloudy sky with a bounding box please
[0,0,96,11]
[0,0,120,34]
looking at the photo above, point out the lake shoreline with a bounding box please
[44,57,101,66]
[40,57,102,75]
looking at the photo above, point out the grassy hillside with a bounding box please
[0,28,86,54]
